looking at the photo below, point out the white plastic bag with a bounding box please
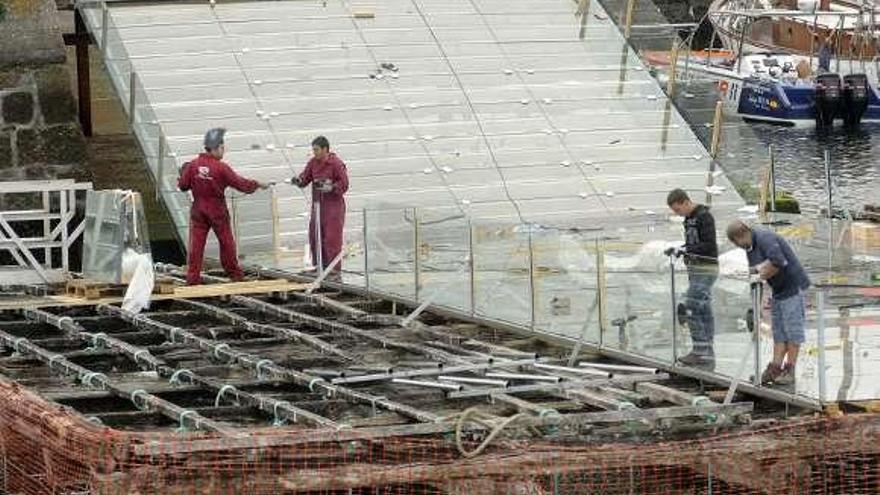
[121,248,155,313]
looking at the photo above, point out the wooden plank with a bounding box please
[636,382,714,407]
[0,279,310,310]
[133,402,755,456]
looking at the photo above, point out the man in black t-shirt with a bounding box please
[666,189,719,367]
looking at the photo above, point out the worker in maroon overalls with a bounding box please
[178,128,267,285]
[291,136,349,278]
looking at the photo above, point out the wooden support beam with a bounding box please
[26,308,338,428]
[636,382,714,407]
[175,298,353,360]
[133,402,754,457]
[567,389,636,411]
[0,326,233,435]
[95,304,439,424]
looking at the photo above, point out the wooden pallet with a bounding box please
[66,277,176,300]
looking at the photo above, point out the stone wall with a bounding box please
[0,0,90,201]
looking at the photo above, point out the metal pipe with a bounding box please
[128,69,136,124]
[596,238,608,342]
[579,362,659,374]
[156,135,165,201]
[100,1,109,58]
[413,207,421,302]
[391,378,462,392]
[468,220,476,315]
[824,149,833,218]
[484,372,562,383]
[752,281,763,386]
[528,226,537,330]
[533,362,611,378]
[363,209,370,291]
[332,358,540,385]
[769,144,776,212]
[816,290,828,403]
[315,199,323,275]
[438,375,509,387]
[670,253,679,363]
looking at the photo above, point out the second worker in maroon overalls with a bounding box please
[291,136,349,277]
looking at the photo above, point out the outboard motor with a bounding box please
[814,73,842,129]
[842,74,869,127]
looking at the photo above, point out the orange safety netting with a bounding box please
[1,378,879,495]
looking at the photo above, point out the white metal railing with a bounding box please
[0,180,93,284]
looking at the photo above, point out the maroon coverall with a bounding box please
[178,153,259,285]
[297,153,349,272]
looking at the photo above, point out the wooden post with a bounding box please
[623,0,637,39]
[74,9,93,137]
[596,238,608,341]
[667,37,680,97]
[706,101,723,206]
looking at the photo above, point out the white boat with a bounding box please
[708,0,880,59]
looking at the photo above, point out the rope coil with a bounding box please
[214,384,237,407]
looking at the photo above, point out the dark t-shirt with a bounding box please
[746,228,810,299]
[683,204,718,265]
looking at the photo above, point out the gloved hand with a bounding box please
[289,176,303,187]
[663,246,686,258]
[316,179,334,193]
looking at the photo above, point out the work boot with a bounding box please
[760,363,782,385]
[677,352,712,367]
[774,364,795,386]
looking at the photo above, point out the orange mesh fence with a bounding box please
[1,378,879,495]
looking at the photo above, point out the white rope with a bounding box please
[272,401,293,427]
[80,372,107,388]
[48,354,64,371]
[13,337,27,354]
[213,384,237,408]
[255,359,273,379]
[177,409,198,432]
[169,368,192,385]
[308,378,324,392]
[130,389,149,410]
[213,343,231,360]
[132,349,151,366]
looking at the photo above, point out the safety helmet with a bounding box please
[204,128,226,150]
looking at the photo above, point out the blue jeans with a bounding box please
[685,267,717,356]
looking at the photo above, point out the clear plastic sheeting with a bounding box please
[361,204,880,404]
[82,190,152,284]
